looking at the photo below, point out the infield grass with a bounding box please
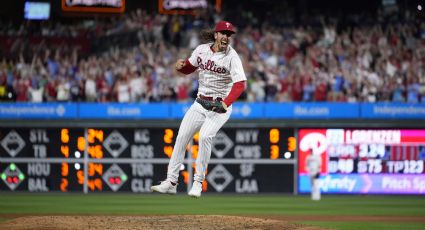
[0,193,424,229]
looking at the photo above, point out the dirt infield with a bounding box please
[1,215,424,229]
[0,215,322,230]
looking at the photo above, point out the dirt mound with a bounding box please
[0,215,322,230]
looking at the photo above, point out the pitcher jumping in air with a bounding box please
[151,20,247,198]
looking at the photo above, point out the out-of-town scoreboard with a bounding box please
[0,127,296,193]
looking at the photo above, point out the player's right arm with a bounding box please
[176,45,202,74]
[175,59,187,71]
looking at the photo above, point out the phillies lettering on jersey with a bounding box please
[197,57,227,74]
[188,43,247,99]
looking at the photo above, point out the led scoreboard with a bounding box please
[298,129,425,194]
[0,128,84,192]
[0,127,296,193]
[61,0,126,13]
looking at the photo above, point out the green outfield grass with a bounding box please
[0,193,424,229]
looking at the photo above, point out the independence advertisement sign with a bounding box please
[0,103,77,119]
[361,103,425,119]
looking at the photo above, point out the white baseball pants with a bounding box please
[311,178,321,201]
[167,101,232,183]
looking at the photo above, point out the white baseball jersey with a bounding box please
[306,154,322,176]
[187,43,246,99]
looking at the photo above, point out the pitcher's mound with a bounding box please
[0,215,323,229]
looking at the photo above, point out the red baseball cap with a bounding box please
[215,20,236,34]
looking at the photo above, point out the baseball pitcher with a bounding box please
[151,20,247,198]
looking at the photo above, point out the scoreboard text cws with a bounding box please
[0,128,296,193]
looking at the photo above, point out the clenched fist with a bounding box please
[175,59,185,71]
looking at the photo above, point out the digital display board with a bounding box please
[0,128,84,158]
[0,127,295,193]
[0,128,84,192]
[158,0,221,15]
[24,2,51,20]
[298,129,425,194]
[61,0,126,13]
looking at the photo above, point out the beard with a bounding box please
[217,39,228,51]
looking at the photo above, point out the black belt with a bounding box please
[198,95,222,101]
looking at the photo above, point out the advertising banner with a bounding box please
[264,103,360,119]
[0,103,77,119]
[361,103,425,119]
[79,103,169,119]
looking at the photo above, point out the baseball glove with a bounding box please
[196,98,227,113]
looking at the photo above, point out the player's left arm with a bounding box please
[222,55,247,109]
[222,81,246,109]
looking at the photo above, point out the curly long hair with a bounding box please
[199,29,215,43]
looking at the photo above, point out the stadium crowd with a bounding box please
[0,7,424,103]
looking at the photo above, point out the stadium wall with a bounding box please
[0,102,424,195]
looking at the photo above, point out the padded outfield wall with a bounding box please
[0,102,424,195]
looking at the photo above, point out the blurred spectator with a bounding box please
[28,82,43,102]
[114,74,131,103]
[85,75,97,102]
